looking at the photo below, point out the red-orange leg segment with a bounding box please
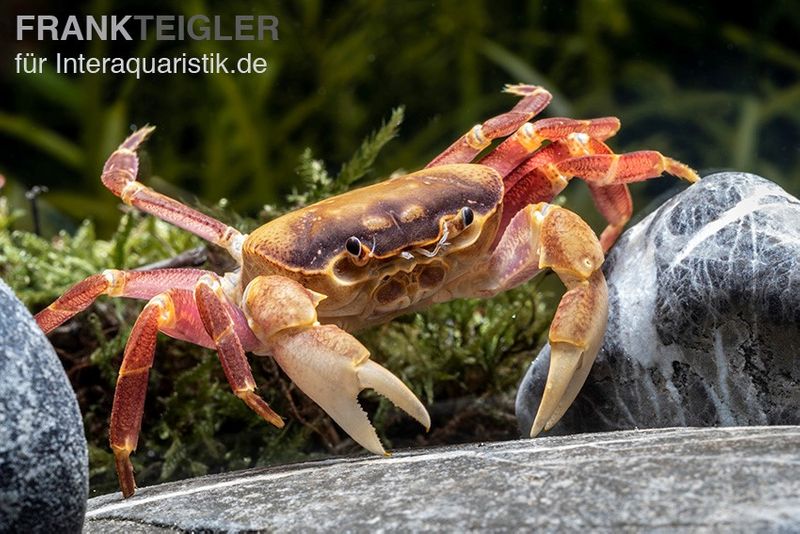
[497,137,693,251]
[109,292,174,498]
[588,184,633,251]
[495,137,613,243]
[194,274,284,430]
[35,274,110,334]
[495,141,575,243]
[426,85,552,167]
[553,150,700,187]
[550,149,698,247]
[102,127,245,262]
[35,268,208,334]
[568,138,633,251]
[481,117,621,176]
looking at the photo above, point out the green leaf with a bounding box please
[335,106,405,189]
[278,106,405,214]
[0,112,84,170]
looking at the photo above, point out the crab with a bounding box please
[35,84,698,498]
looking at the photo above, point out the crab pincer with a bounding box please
[243,275,430,454]
[529,270,608,436]
[476,202,608,438]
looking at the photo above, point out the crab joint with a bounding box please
[120,180,145,206]
[102,269,127,296]
[515,122,546,152]
[466,124,492,151]
[220,229,246,264]
[502,83,550,99]
[565,133,592,156]
[539,164,571,191]
[242,276,325,342]
[199,273,226,295]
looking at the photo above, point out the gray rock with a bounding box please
[83,426,800,532]
[0,279,88,533]
[517,172,800,436]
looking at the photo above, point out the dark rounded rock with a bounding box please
[0,279,88,533]
[83,427,800,532]
[517,172,800,436]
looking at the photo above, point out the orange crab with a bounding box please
[36,84,698,498]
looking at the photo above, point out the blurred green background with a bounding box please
[3,0,799,234]
[1,0,799,495]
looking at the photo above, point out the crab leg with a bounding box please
[563,138,633,251]
[104,282,273,498]
[480,117,621,176]
[102,127,245,262]
[498,137,634,251]
[468,203,608,437]
[543,149,698,244]
[588,184,633,251]
[109,292,169,498]
[194,273,284,429]
[242,275,430,454]
[426,84,552,167]
[35,268,207,333]
[553,150,700,186]
[494,140,583,243]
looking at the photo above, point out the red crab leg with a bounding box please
[426,84,552,167]
[548,149,698,244]
[242,275,430,455]
[36,268,261,351]
[470,203,607,436]
[35,268,207,334]
[159,288,260,351]
[110,290,179,498]
[110,275,281,499]
[589,184,633,251]
[480,117,621,176]
[499,138,634,251]
[553,150,700,187]
[560,138,633,251]
[193,274,284,430]
[102,127,245,262]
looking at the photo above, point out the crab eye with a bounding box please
[460,207,474,227]
[345,236,362,257]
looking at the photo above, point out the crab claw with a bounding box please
[529,271,608,437]
[269,325,430,455]
[529,343,596,437]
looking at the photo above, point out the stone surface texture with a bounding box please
[0,278,88,533]
[84,427,800,532]
[518,172,800,436]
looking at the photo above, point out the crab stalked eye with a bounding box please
[345,236,362,257]
[460,206,474,227]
